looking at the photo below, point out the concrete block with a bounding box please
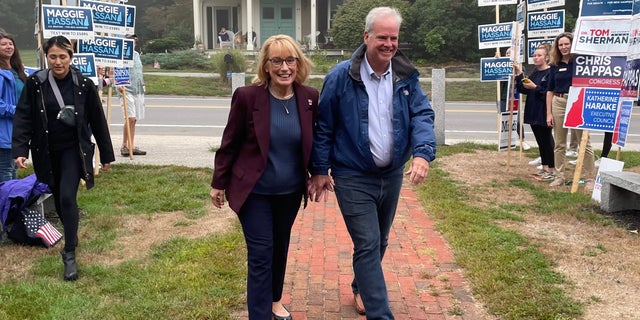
[600,171,640,213]
[231,72,245,95]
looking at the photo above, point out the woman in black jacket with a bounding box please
[12,36,115,281]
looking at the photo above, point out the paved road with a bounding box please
[105,95,640,168]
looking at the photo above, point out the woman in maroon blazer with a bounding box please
[210,35,318,320]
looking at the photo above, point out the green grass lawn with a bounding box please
[3,146,638,319]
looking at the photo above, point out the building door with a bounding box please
[260,0,295,44]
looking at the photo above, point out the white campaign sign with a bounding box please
[591,158,625,202]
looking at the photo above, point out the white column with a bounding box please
[246,0,254,50]
[310,0,317,49]
[193,0,202,46]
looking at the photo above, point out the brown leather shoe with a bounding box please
[354,293,365,315]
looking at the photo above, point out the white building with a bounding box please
[192,0,342,50]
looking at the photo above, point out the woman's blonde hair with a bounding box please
[253,34,312,86]
[549,32,572,66]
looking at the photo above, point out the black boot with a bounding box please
[60,249,78,281]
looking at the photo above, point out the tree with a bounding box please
[0,0,38,49]
[405,0,496,62]
[330,0,411,50]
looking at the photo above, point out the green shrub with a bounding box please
[211,50,247,79]
[141,50,214,70]
[143,37,186,53]
[308,51,338,74]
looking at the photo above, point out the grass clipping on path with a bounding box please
[422,145,640,320]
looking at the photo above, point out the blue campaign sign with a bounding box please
[478,0,517,6]
[79,0,127,34]
[613,99,634,147]
[71,53,98,85]
[478,22,514,49]
[78,36,123,67]
[580,0,633,16]
[527,10,565,38]
[635,0,640,15]
[564,87,620,132]
[527,38,554,64]
[528,0,565,11]
[122,39,134,68]
[620,58,640,99]
[42,5,94,40]
[480,57,512,82]
[125,5,136,34]
[113,67,131,86]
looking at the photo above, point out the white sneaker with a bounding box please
[569,160,577,165]
[528,157,542,166]
[522,142,531,150]
[537,165,543,170]
[595,158,602,167]
[566,150,578,157]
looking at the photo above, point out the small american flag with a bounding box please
[22,207,62,247]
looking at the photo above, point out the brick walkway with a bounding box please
[277,185,487,320]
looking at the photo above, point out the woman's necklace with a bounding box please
[269,88,294,114]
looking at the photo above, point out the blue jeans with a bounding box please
[334,173,403,320]
[0,148,17,183]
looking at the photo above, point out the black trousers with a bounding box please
[50,146,83,252]
[531,124,555,168]
[601,131,613,158]
[238,192,301,320]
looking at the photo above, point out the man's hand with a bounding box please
[405,157,430,184]
[307,175,334,202]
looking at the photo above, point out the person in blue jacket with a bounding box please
[307,7,436,319]
[0,30,26,182]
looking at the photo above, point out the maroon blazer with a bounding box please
[211,83,319,213]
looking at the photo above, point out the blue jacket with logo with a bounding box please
[310,44,436,177]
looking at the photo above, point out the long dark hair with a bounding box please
[0,30,27,82]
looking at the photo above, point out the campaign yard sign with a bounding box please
[79,0,127,34]
[572,16,632,56]
[527,0,565,11]
[627,16,640,59]
[122,38,135,68]
[572,55,625,88]
[113,67,131,86]
[77,36,124,67]
[71,53,97,85]
[478,0,517,6]
[478,22,514,49]
[481,57,512,82]
[527,38,554,64]
[564,87,620,132]
[42,5,94,40]
[579,0,633,17]
[613,99,634,147]
[498,111,519,151]
[620,58,640,99]
[527,10,565,38]
[125,5,136,35]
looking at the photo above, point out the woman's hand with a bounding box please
[210,188,225,208]
[15,157,27,169]
[547,113,554,127]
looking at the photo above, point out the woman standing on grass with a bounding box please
[515,43,555,182]
[0,30,26,182]
[12,36,115,281]
[545,32,595,190]
[210,34,318,320]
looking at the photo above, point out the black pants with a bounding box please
[601,131,613,158]
[238,192,301,320]
[50,146,83,252]
[531,124,555,168]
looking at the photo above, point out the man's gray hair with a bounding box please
[364,7,402,33]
